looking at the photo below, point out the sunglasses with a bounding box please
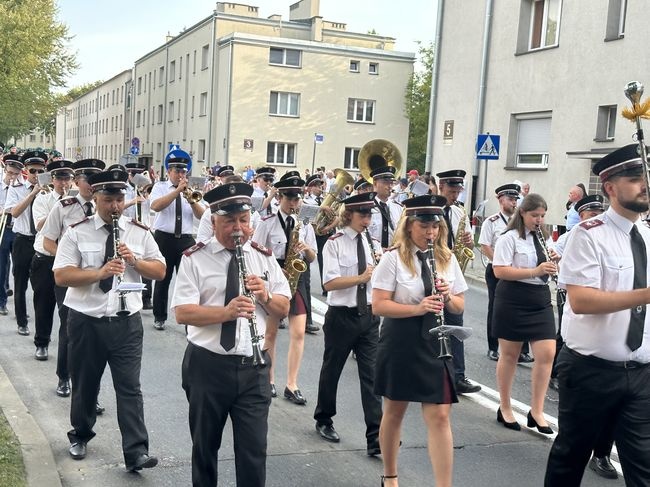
[28,168,45,174]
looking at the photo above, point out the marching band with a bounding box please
[2,84,650,486]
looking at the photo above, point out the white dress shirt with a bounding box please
[32,191,63,255]
[124,182,152,226]
[5,182,36,236]
[171,237,290,355]
[40,194,93,242]
[478,212,510,262]
[492,228,553,286]
[368,197,403,246]
[195,209,260,243]
[252,210,317,260]
[150,180,197,234]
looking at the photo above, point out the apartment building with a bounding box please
[431,0,645,224]
[8,130,55,151]
[57,0,414,178]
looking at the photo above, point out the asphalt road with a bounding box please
[0,260,623,486]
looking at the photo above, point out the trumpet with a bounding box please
[534,225,565,306]
[111,213,130,316]
[232,231,266,368]
[181,176,204,204]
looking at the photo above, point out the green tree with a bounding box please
[405,42,433,174]
[0,0,77,142]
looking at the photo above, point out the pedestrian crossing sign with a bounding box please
[476,134,500,160]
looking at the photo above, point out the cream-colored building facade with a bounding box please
[57,0,414,178]
[8,130,55,151]
[432,0,644,225]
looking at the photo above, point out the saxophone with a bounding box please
[451,203,475,274]
[283,211,308,296]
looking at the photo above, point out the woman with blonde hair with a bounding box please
[372,194,467,487]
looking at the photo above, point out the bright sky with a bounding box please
[56,0,436,89]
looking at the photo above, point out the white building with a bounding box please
[431,0,643,225]
[8,130,55,151]
[58,0,414,179]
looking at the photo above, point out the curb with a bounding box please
[0,363,62,487]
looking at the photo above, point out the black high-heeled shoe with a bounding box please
[527,411,554,434]
[381,474,398,486]
[496,407,521,431]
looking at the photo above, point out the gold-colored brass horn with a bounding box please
[358,139,403,184]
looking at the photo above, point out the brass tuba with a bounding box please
[283,212,308,296]
[451,203,475,274]
[358,139,403,184]
[313,168,354,236]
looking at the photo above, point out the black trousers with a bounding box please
[153,231,194,322]
[314,306,382,443]
[545,347,650,486]
[446,309,466,381]
[485,264,499,352]
[182,342,271,487]
[54,285,70,381]
[67,310,149,467]
[315,233,330,293]
[0,227,15,308]
[31,253,56,348]
[12,234,34,327]
[551,289,565,378]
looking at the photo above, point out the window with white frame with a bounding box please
[157,104,163,124]
[347,98,375,123]
[369,62,379,75]
[269,91,300,117]
[529,0,561,50]
[198,139,206,161]
[269,47,301,67]
[513,115,552,168]
[344,147,360,170]
[191,96,195,118]
[201,44,209,70]
[169,60,175,82]
[159,66,165,86]
[595,105,617,141]
[156,142,162,161]
[137,77,142,94]
[168,101,174,122]
[177,99,181,120]
[605,0,627,40]
[349,60,360,73]
[199,92,208,116]
[267,141,296,165]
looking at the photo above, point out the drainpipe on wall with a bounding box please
[224,40,234,166]
[206,11,217,169]
[425,0,444,175]
[162,40,170,172]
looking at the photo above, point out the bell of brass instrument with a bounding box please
[358,139,403,185]
[622,81,650,213]
[110,213,130,316]
[314,168,354,236]
[283,211,308,296]
[451,203,475,274]
[534,225,565,306]
[183,187,203,204]
[232,232,266,368]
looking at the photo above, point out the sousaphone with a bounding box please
[358,139,403,184]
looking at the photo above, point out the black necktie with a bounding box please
[532,233,549,283]
[316,195,322,205]
[628,225,647,351]
[379,201,389,248]
[174,193,182,238]
[99,224,114,293]
[29,192,36,235]
[282,213,294,259]
[444,206,454,248]
[356,234,368,314]
[84,202,93,217]
[417,250,435,334]
[221,250,239,351]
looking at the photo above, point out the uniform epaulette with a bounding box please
[261,213,276,221]
[183,241,206,257]
[70,217,90,228]
[12,182,23,187]
[60,197,78,207]
[130,218,150,231]
[488,214,500,222]
[392,200,403,207]
[328,232,344,241]
[580,219,604,230]
[251,241,272,256]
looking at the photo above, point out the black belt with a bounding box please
[329,305,372,314]
[15,233,35,240]
[566,346,650,370]
[34,251,54,260]
[71,310,138,324]
[155,230,192,239]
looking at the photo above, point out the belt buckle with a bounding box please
[240,355,252,365]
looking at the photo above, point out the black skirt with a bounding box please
[374,315,457,404]
[278,259,311,316]
[492,280,556,341]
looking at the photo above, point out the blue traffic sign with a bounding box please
[165,145,192,172]
[131,137,140,148]
[476,134,500,160]
[130,146,139,155]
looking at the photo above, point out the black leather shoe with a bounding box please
[305,322,320,334]
[455,377,481,394]
[284,387,307,405]
[142,299,153,310]
[367,439,381,456]
[6,289,13,297]
[17,326,30,336]
[487,350,499,361]
[527,410,553,434]
[35,346,48,361]
[589,455,618,479]
[0,306,7,315]
[127,454,158,472]
[548,377,560,391]
[96,402,105,415]
[69,442,87,460]
[153,321,165,330]
[56,379,71,397]
[278,319,287,329]
[497,407,521,431]
[518,352,534,363]
[315,423,340,442]
[270,384,277,398]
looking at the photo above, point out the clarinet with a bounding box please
[426,239,445,328]
[232,232,266,368]
[364,227,380,266]
[534,225,566,306]
[111,213,129,316]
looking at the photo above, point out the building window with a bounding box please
[137,77,142,94]
[267,142,296,165]
[512,114,552,168]
[193,50,196,73]
[179,56,183,80]
[605,0,627,40]
[191,95,195,118]
[177,99,181,120]
[369,62,379,75]
[198,139,206,161]
[344,147,360,170]
[156,142,162,161]
[169,60,175,82]
[159,66,165,86]
[157,104,163,124]
[168,101,175,122]
[269,91,300,117]
[595,105,617,141]
[347,98,375,123]
[269,47,301,67]
[29,134,36,142]
[529,0,561,50]
[349,60,359,73]
[201,44,209,70]
[199,92,208,116]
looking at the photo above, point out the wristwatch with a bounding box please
[264,291,273,305]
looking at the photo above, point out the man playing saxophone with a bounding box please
[172,182,290,487]
[252,176,317,404]
[436,169,481,395]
